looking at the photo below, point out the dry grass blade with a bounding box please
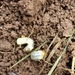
[10,41,48,68]
[71,57,75,74]
[38,33,59,75]
[61,67,75,74]
[38,39,64,75]
[38,40,64,75]
[45,32,59,54]
[48,29,75,75]
[47,38,65,62]
[71,46,75,75]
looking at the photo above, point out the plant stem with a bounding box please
[48,29,75,75]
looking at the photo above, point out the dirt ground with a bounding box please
[0,0,75,75]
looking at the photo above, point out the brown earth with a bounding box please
[0,0,75,75]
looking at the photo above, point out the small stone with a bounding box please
[11,31,17,38]
[0,40,12,51]
[0,16,4,22]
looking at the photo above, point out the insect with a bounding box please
[31,50,46,61]
[17,35,34,51]
[8,72,16,75]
